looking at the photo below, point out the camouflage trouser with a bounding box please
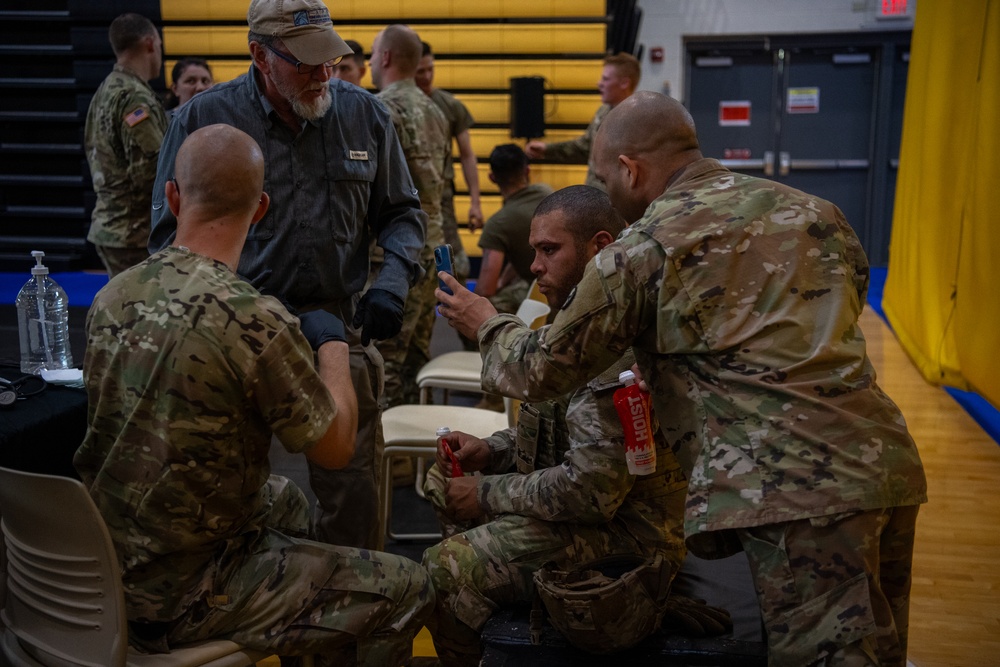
[441,180,471,282]
[310,324,385,550]
[378,254,438,408]
[736,505,919,667]
[94,244,149,278]
[260,474,312,538]
[423,464,480,538]
[162,475,433,667]
[420,469,659,667]
[165,534,433,666]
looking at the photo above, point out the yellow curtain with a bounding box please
[884,0,1000,407]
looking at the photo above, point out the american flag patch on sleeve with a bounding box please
[124,106,149,127]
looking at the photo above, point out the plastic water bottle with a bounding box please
[613,370,656,475]
[15,250,73,374]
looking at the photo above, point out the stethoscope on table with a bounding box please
[0,374,48,408]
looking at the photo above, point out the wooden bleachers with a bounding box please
[175,58,605,91]
[0,2,99,269]
[160,0,606,21]
[164,24,606,56]
[159,0,610,257]
[0,1,611,268]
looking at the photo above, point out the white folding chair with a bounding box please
[380,402,511,541]
[416,287,550,406]
[0,466,272,667]
[407,292,550,505]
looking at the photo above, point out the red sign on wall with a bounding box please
[879,0,908,18]
[719,101,751,126]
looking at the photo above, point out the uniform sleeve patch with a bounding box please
[594,251,617,278]
[124,106,149,127]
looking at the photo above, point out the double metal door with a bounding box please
[685,35,908,266]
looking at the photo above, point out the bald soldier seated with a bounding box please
[74,124,432,666]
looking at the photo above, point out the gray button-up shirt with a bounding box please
[149,67,425,316]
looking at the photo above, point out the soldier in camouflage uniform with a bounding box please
[75,125,432,665]
[416,40,485,282]
[371,25,451,408]
[437,92,928,666]
[84,13,168,277]
[421,186,688,666]
[524,53,640,191]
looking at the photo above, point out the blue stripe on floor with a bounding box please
[868,266,1000,445]
[1,272,108,308]
[3,267,997,444]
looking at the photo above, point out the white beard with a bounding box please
[271,71,332,121]
[290,86,332,120]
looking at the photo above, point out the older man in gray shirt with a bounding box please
[149,0,425,550]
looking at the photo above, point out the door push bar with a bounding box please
[778,152,869,176]
[719,153,868,177]
[719,151,775,176]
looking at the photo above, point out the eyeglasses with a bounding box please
[265,44,342,75]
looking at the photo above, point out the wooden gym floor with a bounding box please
[861,307,1000,667]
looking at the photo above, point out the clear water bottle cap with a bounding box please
[436,426,451,437]
[30,250,49,276]
[618,370,636,385]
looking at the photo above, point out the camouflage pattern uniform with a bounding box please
[540,104,609,191]
[74,247,433,664]
[475,158,928,666]
[430,87,474,281]
[376,79,450,407]
[84,64,168,276]
[421,352,688,666]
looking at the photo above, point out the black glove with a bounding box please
[660,594,733,637]
[298,309,347,350]
[352,288,405,346]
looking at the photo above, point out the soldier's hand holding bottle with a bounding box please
[437,431,491,521]
[436,430,490,477]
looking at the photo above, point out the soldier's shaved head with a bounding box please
[593,91,702,223]
[601,91,699,160]
[375,24,422,77]
[174,124,265,222]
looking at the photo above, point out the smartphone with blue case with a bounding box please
[434,244,455,295]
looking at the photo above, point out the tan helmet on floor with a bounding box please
[531,553,677,654]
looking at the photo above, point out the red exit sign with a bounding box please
[879,0,909,18]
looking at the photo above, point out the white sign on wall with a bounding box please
[787,87,820,114]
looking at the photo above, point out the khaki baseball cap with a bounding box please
[248,0,353,66]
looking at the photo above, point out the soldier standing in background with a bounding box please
[370,25,451,408]
[415,41,484,283]
[332,38,367,86]
[524,52,640,191]
[421,186,687,666]
[438,91,927,666]
[85,12,167,277]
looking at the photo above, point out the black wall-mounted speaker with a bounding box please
[510,76,545,139]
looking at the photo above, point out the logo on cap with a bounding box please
[293,8,330,26]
